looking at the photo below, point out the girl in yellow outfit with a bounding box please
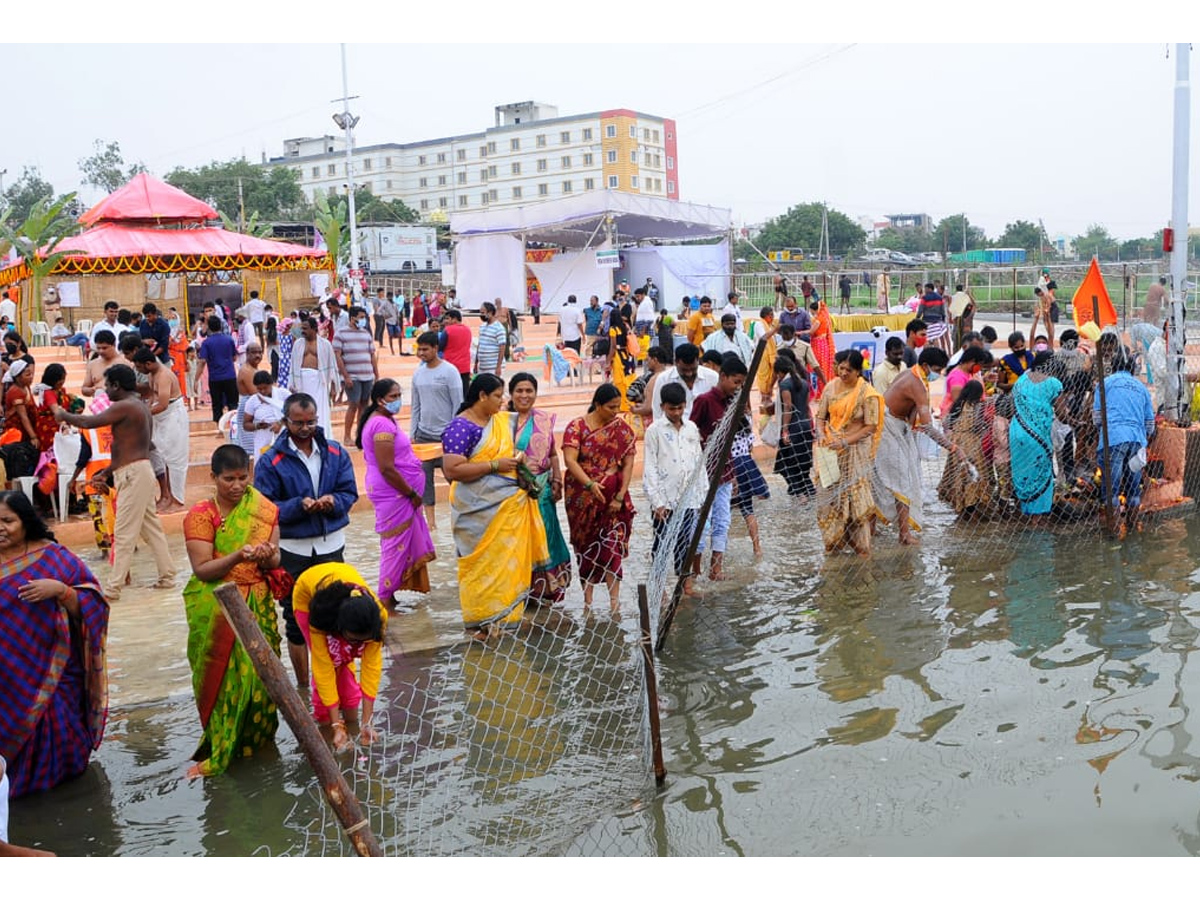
[291,562,387,751]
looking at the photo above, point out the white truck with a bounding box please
[355,225,438,274]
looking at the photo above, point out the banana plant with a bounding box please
[0,192,82,326]
[313,192,348,275]
[219,210,274,239]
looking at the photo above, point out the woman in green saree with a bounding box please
[508,373,572,605]
[182,445,283,778]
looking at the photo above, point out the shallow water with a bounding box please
[14,479,1200,856]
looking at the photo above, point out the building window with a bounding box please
[538,183,548,196]
[537,159,547,172]
[439,197,448,208]
[667,180,675,193]
[489,188,498,202]
[630,150,637,163]
[420,199,429,210]
[608,175,619,189]
[583,127,593,140]
[536,134,546,148]
[629,125,636,138]
[419,176,428,188]
[480,168,488,182]
[438,174,447,186]
[653,129,660,142]
[605,124,616,138]
[311,166,320,177]
[667,157,674,170]
[362,158,372,171]
[386,156,394,167]
[561,155,571,169]
[511,138,520,151]
[606,150,617,163]
[457,148,466,161]
[513,186,523,199]
[386,179,394,189]
[583,152,593,166]
[459,195,468,207]
[631,176,639,189]
[655,178,662,191]
[487,164,497,178]
[487,141,497,154]
[560,130,570,144]
[418,155,427,165]
[437,152,446,163]
[511,162,521,175]
[457,171,467,184]
[584,177,595,191]
[643,127,650,140]
[562,180,573,193]
[481,192,489,205]
[327,164,336,175]
[328,186,338,197]
[479,145,488,158]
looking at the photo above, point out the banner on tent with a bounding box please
[596,250,621,269]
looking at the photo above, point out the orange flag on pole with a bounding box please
[1072,257,1118,330]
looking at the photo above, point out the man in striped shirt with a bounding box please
[473,301,507,379]
[332,305,379,445]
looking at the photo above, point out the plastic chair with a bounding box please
[28,320,51,347]
[13,475,38,506]
[54,430,82,522]
[75,319,93,336]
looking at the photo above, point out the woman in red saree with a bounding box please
[182,445,282,777]
[810,298,835,400]
[562,383,637,612]
[0,491,109,797]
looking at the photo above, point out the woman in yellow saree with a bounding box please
[814,349,884,557]
[442,373,549,637]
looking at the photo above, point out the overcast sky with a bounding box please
[3,41,1196,242]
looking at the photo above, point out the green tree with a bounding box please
[164,159,310,223]
[1073,224,1116,261]
[313,192,348,273]
[0,193,83,324]
[755,203,866,257]
[997,220,1043,253]
[1117,233,1163,261]
[78,140,147,194]
[874,227,933,254]
[933,214,987,253]
[1,167,57,225]
[353,186,419,224]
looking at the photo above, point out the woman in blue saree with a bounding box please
[1009,351,1069,518]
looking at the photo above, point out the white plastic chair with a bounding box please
[28,320,51,347]
[75,319,93,336]
[13,475,38,506]
[53,430,82,522]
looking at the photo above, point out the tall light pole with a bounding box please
[332,43,361,300]
[1167,43,1191,422]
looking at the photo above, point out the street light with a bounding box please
[332,44,361,300]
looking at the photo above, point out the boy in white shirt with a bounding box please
[242,370,287,462]
[643,382,704,596]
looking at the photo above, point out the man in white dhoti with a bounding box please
[871,346,960,545]
[133,347,189,511]
[288,317,340,437]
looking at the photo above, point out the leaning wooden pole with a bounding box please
[637,584,666,785]
[213,583,384,857]
[657,337,767,651]
[1092,296,1117,536]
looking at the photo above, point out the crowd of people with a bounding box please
[0,273,1174,849]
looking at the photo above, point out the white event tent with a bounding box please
[448,191,732,313]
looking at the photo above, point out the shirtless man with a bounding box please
[133,348,189,512]
[80,329,120,397]
[872,346,963,546]
[236,343,263,469]
[56,364,177,600]
[289,318,338,436]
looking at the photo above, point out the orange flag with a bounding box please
[1072,257,1118,329]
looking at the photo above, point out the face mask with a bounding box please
[384,398,403,414]
[926,371,941,382]
[356,318,368,329]
[914,335,928,347]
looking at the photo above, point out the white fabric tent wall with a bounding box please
[527,242,613,314]
[453,234,525,311]
[621,243,730,311]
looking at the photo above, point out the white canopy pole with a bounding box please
[1167,43,1190,422]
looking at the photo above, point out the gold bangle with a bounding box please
[490,460,499,473]
[331,721,347,732]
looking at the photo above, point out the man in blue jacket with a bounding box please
[254,392,359,693]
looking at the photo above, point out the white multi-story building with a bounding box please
[265,101,680,219]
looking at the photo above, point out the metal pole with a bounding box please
[637,584,666,785]
[657,337,767,650]
[213,583,384,857]
[1011,267,1017,334]
[1168,43,1191,421]
[341,43,361,302]
[1093,296,1116,536]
